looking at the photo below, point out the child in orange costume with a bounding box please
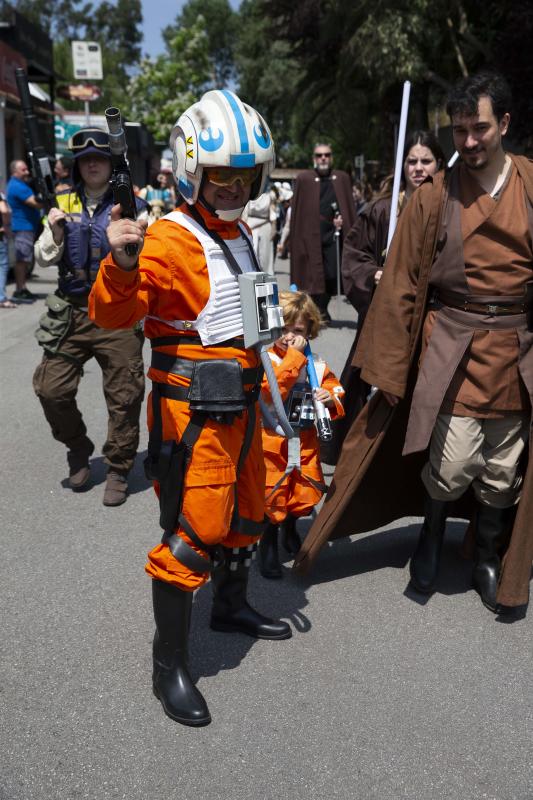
[259,291,345,578]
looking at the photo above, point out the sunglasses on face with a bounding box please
[204,165,261,188]
[314,152,332,159]
[68,129,110,151]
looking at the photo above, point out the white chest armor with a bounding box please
[148,210,257,346]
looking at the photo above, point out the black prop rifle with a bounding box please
[104,107,138,257]
[14,68,57,213]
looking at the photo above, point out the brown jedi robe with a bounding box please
[289,169,356,295]
[294,155,533,609]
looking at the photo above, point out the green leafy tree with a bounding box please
[14,0,143,115]
[128,19,211,143]
[234,0,532,174]
[165,0,237,88]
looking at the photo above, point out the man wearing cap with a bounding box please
[33,128,147,506]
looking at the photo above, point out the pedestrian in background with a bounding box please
[6,159,42,303]
[54,156,73,192]
[330,131,445,462]
[290,143,356,323]
[0,191,17,309]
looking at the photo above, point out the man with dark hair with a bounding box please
[295,71,533,616]
[446,70,512,124]
[289,143,356,322]
[32,128,147,505]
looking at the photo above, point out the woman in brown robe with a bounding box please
[325,132,445,465]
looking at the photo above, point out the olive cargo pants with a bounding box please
[33,308,145,474]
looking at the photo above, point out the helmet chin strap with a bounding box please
[198,193,244,222]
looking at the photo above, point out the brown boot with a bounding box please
[103,470,128,506]
[67,440,94,490]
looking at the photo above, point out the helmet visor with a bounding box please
[205,165,261,188]
[68,129,110,151]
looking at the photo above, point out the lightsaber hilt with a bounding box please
[304,342,332,442]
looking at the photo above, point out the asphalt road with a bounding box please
[1,259,532,800]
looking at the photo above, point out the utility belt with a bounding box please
[146,339,265,575]
[431,288,532,317]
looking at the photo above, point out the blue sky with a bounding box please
[140,0,241,58]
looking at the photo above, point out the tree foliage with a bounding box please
[164,0,237,88]
[233,0,533,173]
[14,0,533,167]
[14,0,143,114]
[128,20,211,143]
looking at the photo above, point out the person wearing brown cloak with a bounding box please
[294,71,533,615]
[326,132,445,466]
[289,144,356,322]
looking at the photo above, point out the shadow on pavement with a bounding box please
[189,559,311,680]
[60,450,152,495]
[293,519,474,600]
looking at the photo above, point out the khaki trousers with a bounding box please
[421,413,529,508]
[33,309,145,473]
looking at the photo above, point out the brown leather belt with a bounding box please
[432,290,529,316]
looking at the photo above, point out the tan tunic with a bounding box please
[442,165,532,415]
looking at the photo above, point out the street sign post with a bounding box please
[71,42,103,80]
[71,42,103,124]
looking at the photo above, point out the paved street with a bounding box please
[1,260,533,800]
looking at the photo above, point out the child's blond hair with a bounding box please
[279,290,323,340]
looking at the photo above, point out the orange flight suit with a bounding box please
[261,344,344,523]
[89,203,265,591]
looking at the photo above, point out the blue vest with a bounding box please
[56,187,145,296]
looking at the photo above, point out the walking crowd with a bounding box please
[4,66,533,728]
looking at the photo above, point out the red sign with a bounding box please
[0,42,27,96]
[57,84,101,102]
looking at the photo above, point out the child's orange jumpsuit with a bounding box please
[89,204,266,592]
[261,344,345,523]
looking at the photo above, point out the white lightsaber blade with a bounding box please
[386,80,411,251]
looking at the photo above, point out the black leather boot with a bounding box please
[210,546,292,639]
[152,580,211,727]
[281,515,301,555]
[258,522,282,579]
[409,495,450,593]
[473,504,515,612]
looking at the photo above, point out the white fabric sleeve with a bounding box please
[34,222,65,267]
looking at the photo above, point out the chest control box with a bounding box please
[239,272,284,348]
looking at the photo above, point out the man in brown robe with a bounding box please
[294,71,533,614]
[289,143,356,322]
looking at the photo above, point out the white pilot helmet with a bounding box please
[169,89,275,220]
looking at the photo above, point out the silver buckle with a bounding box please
[487,304,498,314]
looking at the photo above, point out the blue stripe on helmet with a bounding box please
[221,89,250,154]
[230,153,256,167]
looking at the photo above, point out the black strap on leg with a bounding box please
[231,400,260,534]
[161,531,212,573]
